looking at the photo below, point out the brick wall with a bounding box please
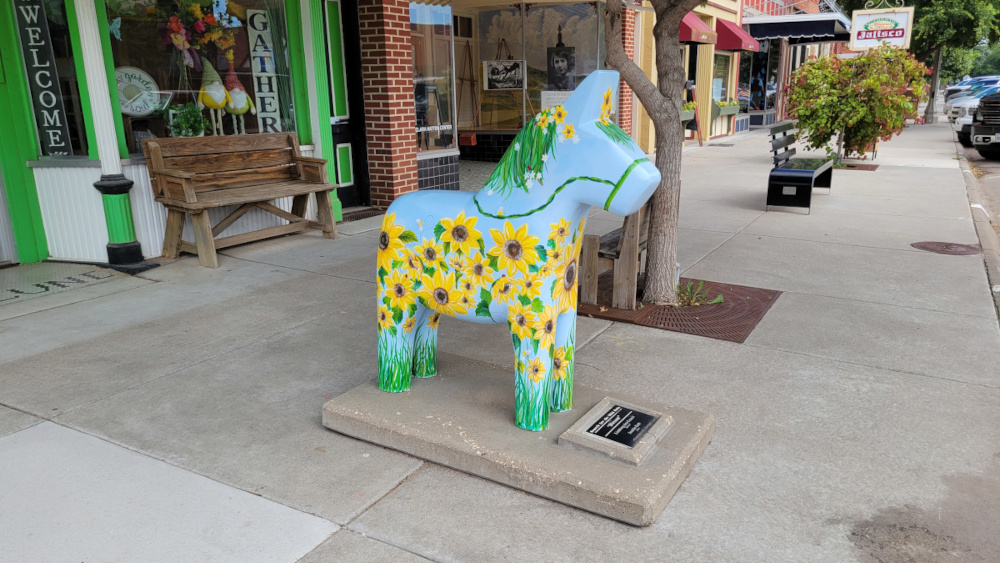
[358,0,417,208]
[617,9,636,134]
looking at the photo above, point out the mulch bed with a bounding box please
[577,273,782,343]
[837,163,879,171]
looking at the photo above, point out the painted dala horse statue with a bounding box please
[375,70,660,431]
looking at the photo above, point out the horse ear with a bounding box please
[560,70,621,124]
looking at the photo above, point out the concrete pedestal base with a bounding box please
[322,353,714,526]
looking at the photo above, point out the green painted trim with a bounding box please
[94,0,128,158]
[337,143,353,185]
[101,193,136,243]
[285,0,312,144]
[0,1,48,263]
[326,1,349,118]
[64,0,98,160]
[308,0,341,219]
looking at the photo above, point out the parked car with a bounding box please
[970,92,1000,159]
[951,88,1000,147]
[945,76,1000,98]
[946,86,1000,121]
[946,80,1000,103]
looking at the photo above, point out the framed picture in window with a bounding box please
[484,60,524,90]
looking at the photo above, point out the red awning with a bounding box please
[680,13,717,44]
[716,19,760,52]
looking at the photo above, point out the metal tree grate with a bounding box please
[340,207,382,223]
[577,273,781,343]
[910,242,982,255]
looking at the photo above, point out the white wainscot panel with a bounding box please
[34,167,108,263]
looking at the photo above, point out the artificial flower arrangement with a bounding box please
[716,99,741,107]
[681,101,697,111]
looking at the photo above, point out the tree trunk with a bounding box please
[604,0,701,306]
[923,46,943,124]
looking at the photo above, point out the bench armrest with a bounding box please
[294,156,330,184]
[151,168,197,203]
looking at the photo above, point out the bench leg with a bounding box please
[162,209,184,258]
[314,190,338,239]
[291,194,309,218]
[579,234,600,305]
[191,211,220,268]
[611,211,642,310]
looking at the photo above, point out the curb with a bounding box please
[955,138,1000,320]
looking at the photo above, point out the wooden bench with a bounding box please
[141,133,339,268]
[766,122,833,213]
[579,203,649,310]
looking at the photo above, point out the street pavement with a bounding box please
[1,119,998,562]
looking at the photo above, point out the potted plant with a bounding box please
[160,103,208,137]
[680,101,696,122]
[715,98,741,116]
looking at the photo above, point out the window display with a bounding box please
[14,0,88,157]
[712,53,731,101]
[105,0,296,154]
[411,1,456,153]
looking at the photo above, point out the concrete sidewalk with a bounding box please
[2,121,998,562]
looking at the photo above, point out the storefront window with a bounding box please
[458,1,605,132]
[105,0,297,154]
[411,2,456,153]
[740,39,779,112]
[14,0,88,157]
[712,53,731,101]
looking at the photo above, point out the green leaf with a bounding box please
[477,238,486,255]
[382,296,391,306]
[511,332,521,350]
[391,259,402,269]
[517,294,531,307]
[488,255,500,270]
[434,223,446,241]
[442,242,451,256]
[392,308,403,325]
[528,264,540,274]
[534,244,548,261]
[423,266,436,277]
[565,346,574,361]
[709,294,724,304]
[399,230,418,243]
[378,266,388,279]
[388,326,398,338]
[480,288,491,303]
[531,298,544,313]
[547,238,556,250]
[476,302,492,317]
[530,338,539,355]
[408,303,418,317]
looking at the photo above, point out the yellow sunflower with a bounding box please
[402,316,416,333]
[377,213,406,272]
[536,112,550,128]
[547,247,564,264]
[448,254,467,273]
[491,276,519,304]
[532,305,557,351]
[383,270,416,311]
[418,269,468,316]
[549,218,572,246]
[377,304,392,331]
[462,252,495,287]
[401,249,423,273]
[508,301,536,341]
[520,272,543,301]
[415,238,447,271]
[553,254,579,313]
[427,312,441,329]
[526,357,546,383]
[489,221,540,276]
[561,123,577,142]
[439,211,482,256]
[552,347,568,380]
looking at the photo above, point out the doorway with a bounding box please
[324,0,369,207]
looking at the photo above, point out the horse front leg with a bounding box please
[550,307,577,412]
[509,302,558,431]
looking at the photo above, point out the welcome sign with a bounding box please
[849,7,915,50]
[14,0,73,156]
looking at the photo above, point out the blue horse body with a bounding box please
[375,71,660,431]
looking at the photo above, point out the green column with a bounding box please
[308,0,343,221]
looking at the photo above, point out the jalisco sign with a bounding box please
[849,7,915,50]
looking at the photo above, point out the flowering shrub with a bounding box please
[785,45,928,158]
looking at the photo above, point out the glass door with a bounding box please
[324,0,368,207]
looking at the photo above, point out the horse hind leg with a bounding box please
[411,304,439,378]
[378,305,419,393]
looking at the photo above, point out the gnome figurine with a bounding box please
[224,55,256,135]
[197,57,232,136]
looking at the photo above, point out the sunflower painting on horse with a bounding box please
[375,71,660,431]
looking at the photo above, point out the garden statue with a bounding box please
[224,53,256,135]
[375,71,660,431]
[197,57,231,136]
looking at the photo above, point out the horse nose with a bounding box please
[609,160,660,216]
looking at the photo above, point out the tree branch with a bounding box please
[604,1,667,116]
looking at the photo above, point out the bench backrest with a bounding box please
[769,121,797,169]
[142,133,305,198]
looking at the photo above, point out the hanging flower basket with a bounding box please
[716,103,740,116]
[680,109,696,122]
